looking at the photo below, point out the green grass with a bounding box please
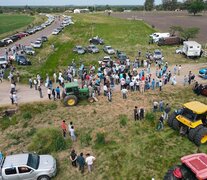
[0,14,34,35]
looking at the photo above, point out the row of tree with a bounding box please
[0,0,206,15]
[144,0,207,15]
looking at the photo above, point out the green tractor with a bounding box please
[62,82,94,106]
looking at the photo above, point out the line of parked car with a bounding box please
[0,14,54,47]
[52,16,74,35]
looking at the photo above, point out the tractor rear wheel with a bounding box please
[88,97,94,103]
[172,118,180,131]
[194,127,207,146]
[188,125,203,142]
[64,95,78,106]
[163,166,180,180]
[168,112,176,127]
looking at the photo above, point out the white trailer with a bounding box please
[182,41,201,57]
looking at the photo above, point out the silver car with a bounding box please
[0,153,56,180]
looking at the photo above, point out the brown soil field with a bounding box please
[111,11,207,45]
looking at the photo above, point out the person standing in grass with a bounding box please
[52,89,56,100]
[140,107,145,120]
[121,87,128,99]
[77,153,85,174]
[85,153,96,173]
[70,126,76,141]
[29,77,33,88]
[47,88,52,100]
[134,106,139,121]
[159,80,163,91]
[70,149,77,167]
[61,120,67,139]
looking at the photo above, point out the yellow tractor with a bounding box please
[168,101,207,146]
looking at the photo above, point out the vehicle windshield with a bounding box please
[181,108,198,121]
[27,154,40,170]
[155,51,161,55]
[0,57,6,61]
[107,47,112,50]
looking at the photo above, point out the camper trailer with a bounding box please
[182,41,201,57]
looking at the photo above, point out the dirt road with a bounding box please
[0,63,206,106]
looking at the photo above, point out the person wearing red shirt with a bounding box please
[61,120,67,139]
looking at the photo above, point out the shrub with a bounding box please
[23,112,32,120]
[95,132,106,146]
[119,114,128,127]
[28,128,71,154]
[26,128,36,137]
[80,132,92,147]
[145,111,156,122]
[0,116,18,130]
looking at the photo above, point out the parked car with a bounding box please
[0,41,6,47]
[73,46,86,54]
[41,36,48,42]
[86,45,99,53]
[199,68,207,79]
[116,50,128,64]
[26,29,35,35]
[103,46,115,55]
[31,41,42,48]
[98,56,113,68]
[9,35,20,42]
[16,32,29,38]
[0,153,56,180]
[153,49,163,60]
[89,36,104,45]
[0,56,8,66]
[2,38,13,45]
[52,29,59,35]
[16,55,31,65]
[24,46,35,55]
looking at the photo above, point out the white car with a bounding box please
[31,41,42,48]
[2,38,13,45]
[0,56,8,65]
[103,46,115,55]
[52,29,59,35]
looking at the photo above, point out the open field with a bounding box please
[0,14,46,40]
[0,86,207,179]
[0,14,34,35]
[111,11,207,45]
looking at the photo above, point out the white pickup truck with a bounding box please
[0,153,56,180]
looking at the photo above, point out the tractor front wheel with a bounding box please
[172,118,181,131]
[194,127,207,146]
[64,95,78,106]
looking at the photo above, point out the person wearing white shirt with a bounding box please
[85,153,96,172]
[53,72,57,84]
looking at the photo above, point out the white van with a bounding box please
[182,41,201,57]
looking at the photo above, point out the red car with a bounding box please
[16,32,29,38]
[164,153,207,180]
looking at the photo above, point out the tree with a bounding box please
[187,0,205,15]
[162,0,178,10]
[144,0,155,11]
[180,27,200,41]
[169,25,200,40]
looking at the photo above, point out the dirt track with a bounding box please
[0,63,206,107]
[111,11,207,44]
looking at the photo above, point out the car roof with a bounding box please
[181,153,207,179]
[3,154,28,168]
[105,46,112,48]
[183,101,207,114]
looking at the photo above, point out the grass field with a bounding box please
[0,86,207,179]
[0,14,34,35]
